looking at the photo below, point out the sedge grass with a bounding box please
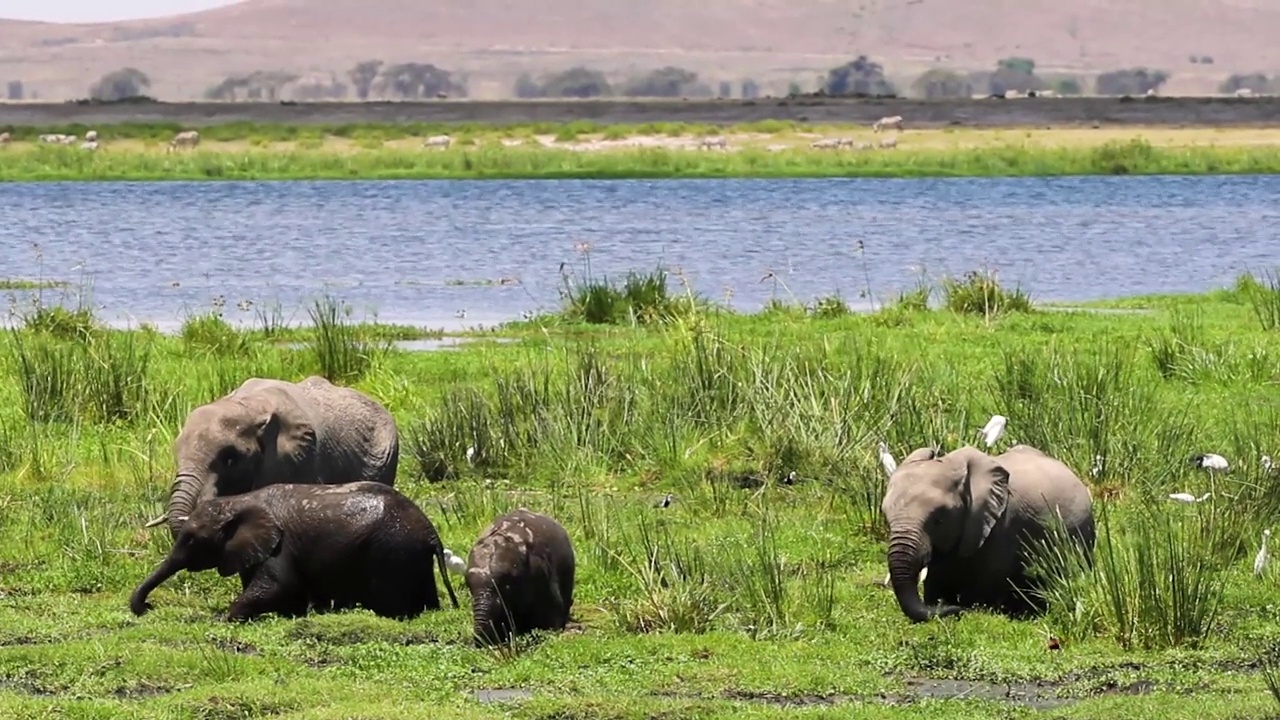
[5,138,1280,180]
[3,271,1280,717]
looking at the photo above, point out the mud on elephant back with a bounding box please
[466,508,577,647]
[880,444,1096,623]
[130,482,459,621]
[143,376,401,539]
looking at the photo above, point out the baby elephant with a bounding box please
[130,482,459,621]
[466,508,575,646]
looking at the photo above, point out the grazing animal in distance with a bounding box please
[423,135,452,149]
[129,482,459,621]
[878,137,899,149]
[699,136,728,150]
[0,131,10,146]
[872,115,904,132]
[167,130,200,153]
[466,508,576,646]
[810,138,841,150]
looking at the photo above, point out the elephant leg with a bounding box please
[226,558,307,621]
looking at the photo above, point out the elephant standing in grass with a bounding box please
[130,482,458,621]
[145,376,399,539]
[881,444,1095,623]
[467,509,576,646]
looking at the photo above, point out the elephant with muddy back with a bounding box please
[881,444,1095,623]
[130,481,459,621]
[145,376,400,539]
[466,508,576,646]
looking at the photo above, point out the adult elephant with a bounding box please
[881,444,1095,623]
[144,376,400,539]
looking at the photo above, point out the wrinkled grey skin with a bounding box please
[131,482,458,621]
[881,444,1096,623]
[150,376,399,539]
[466,508,575,646]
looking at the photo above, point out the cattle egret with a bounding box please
[1191,453,1229,471]
[1090,455,1104,478]
[1168,492,1211,503]
[980,415,1007,447]
[1264,455,1274,472]
[878,441,898,476]
[1256,529,1271,577]
[465,446,476,465]
[655,493,674,508]
[443,548,467,576]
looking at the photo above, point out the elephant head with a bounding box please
[880,445,1010,622]
[130,499,282,616]
[148,390,316,539]
[466,539,524,647]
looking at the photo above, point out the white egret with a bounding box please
[443,548,467,576]
[1263,455,1274,473]
[1168,492,1212,503]
[1191,453,1229,472]
[1090,454,1104,479]
[465,446,476,465]
[1256,529,1271,577]
[877,441,898,477]
[980,415,1007,447]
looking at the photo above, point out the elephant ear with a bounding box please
[252,392,318,485]
[902,447,939,465]
[217,505,282,577]
[958,453,1011,558]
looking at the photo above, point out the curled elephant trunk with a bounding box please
[130,554,184,616]
[888,528,962,623]
[165,471,206,539]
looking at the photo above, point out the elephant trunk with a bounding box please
[166,471,206,539]
[887,525,962,623]
[130,553,184,616]
[471,587,508,647]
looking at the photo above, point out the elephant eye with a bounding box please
[221,450,239,468]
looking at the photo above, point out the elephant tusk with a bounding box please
[143,513,169,528]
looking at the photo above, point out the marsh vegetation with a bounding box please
[3,268,1280,718]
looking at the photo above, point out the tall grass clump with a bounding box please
[5,327,154,425]
[558,261,704,326]
[1237,269,1280,332]
[305,295,389,384]
[180,311,248,355]
[1030,499,1237,650]
[941,269,1033,318]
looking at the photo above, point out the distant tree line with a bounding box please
[513,65,765,99]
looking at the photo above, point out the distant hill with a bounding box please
[2,0,1278,101]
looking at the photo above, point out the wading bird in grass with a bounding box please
[877,441,897,476]
[655,493,674,509]
[455,309,467,319]
[443,548,467,576]
[1256,529,1271,577]
[1168,492,1212,503]
[980,415,1007,447]
[1191,453,1229,471]
[1263,455,1274,473]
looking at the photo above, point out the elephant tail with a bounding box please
[434,544,459,609]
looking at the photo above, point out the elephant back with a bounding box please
[295,376,400,486]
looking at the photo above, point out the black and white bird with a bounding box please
[1190,453,1229,472]
[980,415,1007,448]
[655,493,674,509]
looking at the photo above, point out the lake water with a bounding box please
[3,176,1277,332]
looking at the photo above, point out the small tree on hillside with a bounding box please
[1095,68,1169,96]
[912,69,972,99]
[539,67,612,98]
[1220,73,1272,94]
[89,67,151,100]
[621,66,699,97]
[348,60,383,100]
[989,57,1045,95]
[823,55,896,96]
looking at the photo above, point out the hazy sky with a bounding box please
[0,0,238,23]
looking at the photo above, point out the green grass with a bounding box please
[4,137,1280,180]
[5,269,1280,718]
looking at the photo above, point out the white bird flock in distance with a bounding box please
[980,415,1007,447]
[878,441,897,476]
[1256,529,1271,577]
[443,548,467,576]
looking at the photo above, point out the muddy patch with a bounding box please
[475,688,535,703]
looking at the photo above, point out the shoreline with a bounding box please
[4,96,1280,129]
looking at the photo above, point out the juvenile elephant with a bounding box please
[145,376,399,538]
[466,508,575,646]
[130,482,458,621]
[881,444,1095,623]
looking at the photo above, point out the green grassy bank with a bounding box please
[4,126,1280,180]
[4,270,1280,718]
